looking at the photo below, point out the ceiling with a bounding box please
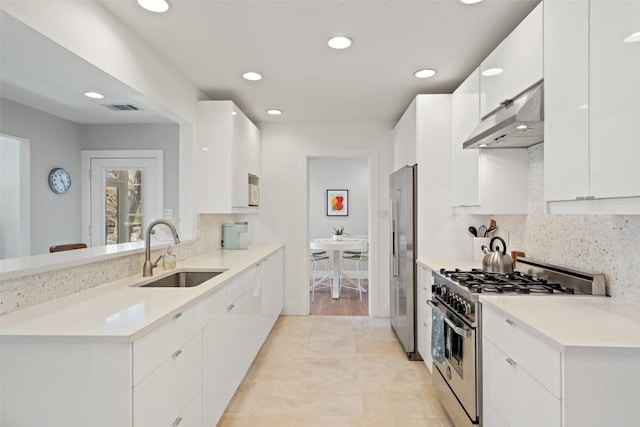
[0,11,173,124]
[1,0,541,125]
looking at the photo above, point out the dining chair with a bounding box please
[340,240,368,301]
[309,252,331,302]
[49,243,88,253]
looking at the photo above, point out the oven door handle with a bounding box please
[444,317,470,338]
[427,300,470,338]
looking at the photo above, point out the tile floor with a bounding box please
[218,315,454,427]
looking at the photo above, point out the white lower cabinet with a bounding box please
[484,339,561,427]
[483,305,561,427]
[202,247,284,427]
[133,333,203,427]
[0,247,285,427]
[482,303,640,427]
[416,264,433,371]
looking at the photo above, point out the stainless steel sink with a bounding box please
[139,270,226,288]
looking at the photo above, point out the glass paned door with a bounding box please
[85,152,163,247]
[104,169,144,244]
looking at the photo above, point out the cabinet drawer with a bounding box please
[483,306,561,397]
[172,390,202,427]
[484,339,561,427]
[133,301,204,385]
[133,333,202,427]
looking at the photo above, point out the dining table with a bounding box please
[309,238,367,299]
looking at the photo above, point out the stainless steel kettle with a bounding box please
[481,236,513,274]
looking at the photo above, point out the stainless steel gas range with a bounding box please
[429,258,606,427]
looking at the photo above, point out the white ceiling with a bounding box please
[0,11,172,124]
[1,0,541,125]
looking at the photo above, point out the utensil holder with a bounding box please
[473,237,490,261]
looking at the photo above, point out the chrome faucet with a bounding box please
[143,219,181,277]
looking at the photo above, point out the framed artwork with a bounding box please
[327,189,348,216]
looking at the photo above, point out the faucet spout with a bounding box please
[143,219,180,277]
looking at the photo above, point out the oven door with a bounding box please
[429,299,478,424]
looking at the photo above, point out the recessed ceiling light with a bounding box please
[137,0,170,13]
[327,36,353,50]
[84,91,104,99]
[624,31,640,43]
[516,124,528,130]
[482,68,504,77]
[414,68,437,79]
[232,111,238,116]
[266,109,283,116]
[578,104,589,110]
[460,0,484,4]
[201,147,210,151]
[478,143,489,148]
[242,72,263,81]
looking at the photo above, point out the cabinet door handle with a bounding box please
[173,312,182,320]
[505,318,516,326]
[172,349,182,358]
[505,357,517,367]
[227,303,235,311]
[172,417,183,426]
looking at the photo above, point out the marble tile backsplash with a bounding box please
[494,144,640,303]
[0,214,234,314]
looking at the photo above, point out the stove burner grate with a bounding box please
[439,268,574,294]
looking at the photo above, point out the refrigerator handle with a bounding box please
[391,201,399,278]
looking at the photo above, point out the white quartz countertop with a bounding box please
[417,258,482,272]
[480,295,640,352]
[0,245,282,342]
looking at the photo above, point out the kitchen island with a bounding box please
[0,244,284,427]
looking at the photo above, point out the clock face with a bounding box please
[48,168,71,194]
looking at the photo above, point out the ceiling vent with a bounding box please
[101,103,143,112]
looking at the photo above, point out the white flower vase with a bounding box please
[333,234,343,241]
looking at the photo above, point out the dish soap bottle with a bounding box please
[163,246,176,270]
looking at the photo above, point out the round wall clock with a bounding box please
[48,167,71,194]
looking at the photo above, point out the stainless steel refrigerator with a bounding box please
[390,164,421,361]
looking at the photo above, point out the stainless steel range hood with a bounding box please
[463,81,544,149]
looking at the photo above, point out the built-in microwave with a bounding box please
[248,184,259,206]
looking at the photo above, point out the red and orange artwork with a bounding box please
[326,190,348,216]
[331,195,344,211]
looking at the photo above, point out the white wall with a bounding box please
[81,123,180,216]
[0,135,29,259]
[250,121,394,316]
[0,99,83,255]
[0,99,181,255]
[1,1,204,240]
[308,158,369,239]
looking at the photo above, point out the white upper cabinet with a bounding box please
[198,100,261,214]
[543,0,590,202]
[480,2,543,118]
[393,99,418,170]
[589,0,640,199]
[544,0,640,213]
[451,68,481,207]
[451,68,529,214]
